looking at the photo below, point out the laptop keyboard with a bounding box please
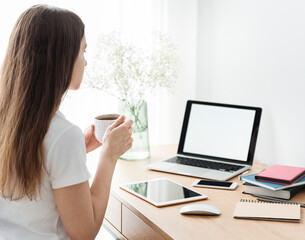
[165,157,244,173]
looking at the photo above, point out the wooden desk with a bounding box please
[104,145,305,240]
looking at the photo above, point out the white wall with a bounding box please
[197,0,305,166]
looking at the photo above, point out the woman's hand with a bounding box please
[83,125,102,153]
[101,115,133,160]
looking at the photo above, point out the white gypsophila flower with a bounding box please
[84,32,180,104]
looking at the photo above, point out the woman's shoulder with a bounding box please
[52,110,75,129]
[44,111,83,148]
[43,111,90,190]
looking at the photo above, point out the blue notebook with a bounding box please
[240,173,305,191]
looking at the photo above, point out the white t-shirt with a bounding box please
[0,111,91,240]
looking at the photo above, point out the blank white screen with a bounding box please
[183,104,256,161]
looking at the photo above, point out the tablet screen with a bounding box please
[120,178,207,207]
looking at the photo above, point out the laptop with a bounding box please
[148,100,262,181]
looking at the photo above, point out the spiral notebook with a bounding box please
[233,199,301,222]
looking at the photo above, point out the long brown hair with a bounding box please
[0,5,84,200]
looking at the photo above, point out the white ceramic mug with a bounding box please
[94,113,120,143]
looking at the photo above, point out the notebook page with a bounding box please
[233,199,300,222]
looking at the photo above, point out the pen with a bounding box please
[256,196,305,208]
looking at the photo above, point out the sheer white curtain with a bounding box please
[0,0,197,146]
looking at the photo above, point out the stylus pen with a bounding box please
[256,196,305,208]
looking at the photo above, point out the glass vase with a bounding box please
[118,100,150,160]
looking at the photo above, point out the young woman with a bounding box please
[0,5,133,240]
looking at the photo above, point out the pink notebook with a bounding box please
[255,165,305,185]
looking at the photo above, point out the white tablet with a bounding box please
[120,178,208,207]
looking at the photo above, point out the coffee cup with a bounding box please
[94,113,120,143]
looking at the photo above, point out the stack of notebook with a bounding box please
[240,165,305,200]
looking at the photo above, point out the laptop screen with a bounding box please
[178,101,262,164]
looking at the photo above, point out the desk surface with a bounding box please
[108,145,305,240]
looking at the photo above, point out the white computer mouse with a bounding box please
[179,203,221,216]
